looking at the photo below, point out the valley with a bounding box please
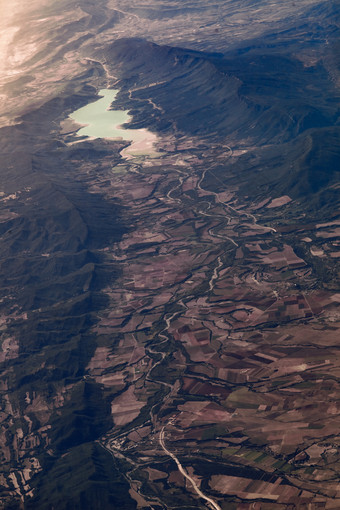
[0,1,339,509]
[79,126,340,509]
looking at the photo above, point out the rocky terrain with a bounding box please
[0,1,339,509]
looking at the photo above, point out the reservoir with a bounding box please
[69,88,157,158]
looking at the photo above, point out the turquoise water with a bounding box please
[69,89,146,141]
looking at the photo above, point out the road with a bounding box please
[159,425,222,510]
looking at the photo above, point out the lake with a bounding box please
[69,89,157,158]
